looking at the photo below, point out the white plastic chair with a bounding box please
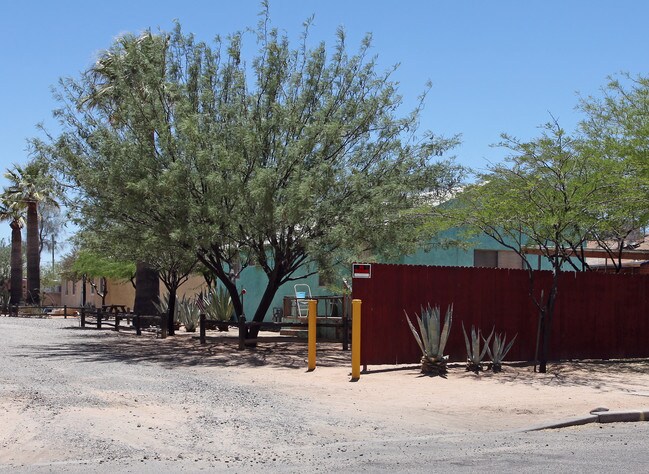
[294,284,312,317]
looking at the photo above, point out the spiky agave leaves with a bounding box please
[153,292,173,316]
[405,304,453,376]
[462,323,494,373]
[202,286,233,322]
[486,332,518,372]
[176,296,201,332]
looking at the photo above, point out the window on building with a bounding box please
[474,249,523,269]
[65,280,69,295]
[474,250,498,268]
[72,281,76,295]
[497,250,524,269]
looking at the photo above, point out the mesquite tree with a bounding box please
[448,119,645,373]
[40,9,464,338]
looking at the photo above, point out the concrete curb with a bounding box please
[524,415,599,432]
[523,409,649,432]
[598,410,649,423]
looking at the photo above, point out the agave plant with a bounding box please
[405,304,453,376]
[202,287,233,322]
[153,292,172,316]
[486,332,518,372]
[462,323,494,373]
[176,296,201,332]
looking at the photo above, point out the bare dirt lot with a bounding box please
[2,317,649,472]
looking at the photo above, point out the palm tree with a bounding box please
[0,200,25,305]
[4,161,57,304]
[81,32,167,316]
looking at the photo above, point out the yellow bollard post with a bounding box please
[307,299,317,371]
[351,299,362,380]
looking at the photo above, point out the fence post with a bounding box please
[238,315,247,350]
[115,314,120,332]
[134,314,141,336]
[351,299,362,381]
[308,300,317,371]
[342,312,349,352]
[80,307,86,328]
[96,308,102,329]
[63,305,67,319]
[200,314,206,344]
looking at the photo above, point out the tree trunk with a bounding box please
[538,269,560,374]
[166,286,177,336]
[82,274,87,307]
[247,272,283,340]
[133,261,159,315]
[9,220,23,305]
[100,277,108,307]
[26,201,40,304]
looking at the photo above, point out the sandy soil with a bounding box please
[204,339,649,433]
[1,317,649,472]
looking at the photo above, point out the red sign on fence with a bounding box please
[352,263,372,279]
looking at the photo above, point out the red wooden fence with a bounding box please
[352,264,649,366]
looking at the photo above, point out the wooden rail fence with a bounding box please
[198,314,350,350]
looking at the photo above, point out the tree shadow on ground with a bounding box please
[22,325,351,370]
[458,358,649,392]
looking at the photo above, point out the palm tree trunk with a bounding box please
[26,201,40,304]
[9,220,23,305]
[133,261,159,315]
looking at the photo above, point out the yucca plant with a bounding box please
[176,296,201,332]
[486,332,518,372]
[462,323,494,373]
[405,304,453,376]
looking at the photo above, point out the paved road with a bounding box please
[1,317,648,472]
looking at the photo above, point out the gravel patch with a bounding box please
[2,317,649,472]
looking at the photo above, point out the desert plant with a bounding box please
[153,292,172,316]
[486,332,518,372]
[176,296,201,332]
[0,287,10,313]
[462,323,494,373]
[202,287,233,322]
[405,304,453,376]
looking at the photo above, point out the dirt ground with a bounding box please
[2,317,649,472]
[37,323,649,432]
[196,332,649,433]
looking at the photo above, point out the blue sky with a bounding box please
[1,0,648,247]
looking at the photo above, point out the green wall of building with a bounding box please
[237,229,532,321]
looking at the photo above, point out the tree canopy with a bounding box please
[445,115,649,372]
[41,11,464,332]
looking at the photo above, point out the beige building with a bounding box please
[60,274,208,310]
